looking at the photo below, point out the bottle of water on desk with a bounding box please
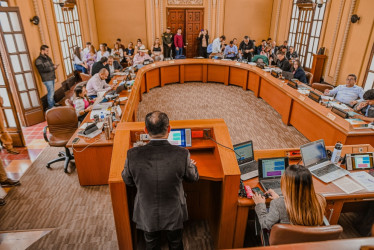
[100,111,105,121]
[331,142,343,164]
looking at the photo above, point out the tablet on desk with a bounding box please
[346,153,374,170]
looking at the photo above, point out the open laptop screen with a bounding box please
[233,141,254,163]
[260,157,288,179]
[300,139,328,167]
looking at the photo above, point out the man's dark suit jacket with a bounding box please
[277,58,291,72]
[122,139,199,232]
[91,62,108,76]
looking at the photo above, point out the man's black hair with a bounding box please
[100,56,108,63]
[348,74,357,81]
[229,40,234,45]
[145,111,169,136]
[40,45,49,51]
[363,89,374,100]
[220,35,226,40]
[244,36,249,40]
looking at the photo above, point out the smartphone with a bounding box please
[72,137,80,144]
[252,187,269,198]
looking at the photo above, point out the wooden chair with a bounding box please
[305,71,313,85]
[312,82,334,93]
[79,72,91,82]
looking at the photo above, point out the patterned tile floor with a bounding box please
[0,121,49,249]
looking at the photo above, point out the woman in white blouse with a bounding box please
[73,47,88,74]
[96,43,110,62]
[111,43,124,61]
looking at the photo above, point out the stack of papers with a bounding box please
[349,172,374,191]
[93,102,112,110]
[332,176,364,194]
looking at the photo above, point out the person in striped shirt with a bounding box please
[324,74,364,106]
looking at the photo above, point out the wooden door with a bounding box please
[186,9,203,58]
[0,7,45,126]
[167,9,185,42]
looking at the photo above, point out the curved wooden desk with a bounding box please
[121,59,374,146]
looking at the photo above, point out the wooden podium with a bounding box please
[109,119,241,249]
[311,54,327,83]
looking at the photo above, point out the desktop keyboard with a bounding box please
[311,164,340,177]
[263,180,281,190]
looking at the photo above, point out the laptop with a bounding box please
[282,70,294,80]
[233,141,258,181]
[258,157,289,195]
[300,139,349,183]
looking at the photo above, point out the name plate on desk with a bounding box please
[169,60,175,64]
[298,95,306,101]
[235,62,241,66]
[151,63,156,67]
[327,113,336,121]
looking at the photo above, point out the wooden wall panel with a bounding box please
[207,65,229,84]
[229,67,248,90]
[160,65,180,86]
[146,68,160,92]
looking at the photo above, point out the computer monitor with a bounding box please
[258,157,289,179]
[233,141,254,163]
[167,129,192,147]
[300,139,328,167]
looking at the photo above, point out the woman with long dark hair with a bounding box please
[73,47,88,74]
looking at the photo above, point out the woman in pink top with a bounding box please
[73,84,92,123]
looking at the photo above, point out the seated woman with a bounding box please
[292,60,308,84]
[111,43,124,62]
[73,85,93,123]
[151,38,164,61]
[73,47,88,74]
[85,45,97,74]
[286,46,298,60]
[134,39,143,55]
[253,164,326,230]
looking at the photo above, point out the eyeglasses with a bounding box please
[346,78,356,81]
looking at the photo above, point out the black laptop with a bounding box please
[233,141,258,180]
[258,157,289,195]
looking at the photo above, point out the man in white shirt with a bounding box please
[324,74,364,106]
[86,68,112,98]
[133,45,154,69]
[209,35,226,58]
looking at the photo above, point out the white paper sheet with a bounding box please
[349,171,374,191]
[332,176,364,194]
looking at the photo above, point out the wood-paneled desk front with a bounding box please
[122,59,374,146]
[67,59,374,186]
[227,237,374,250]
[66,75,129,186]
[109,119,241,250]
[232,144,374,248]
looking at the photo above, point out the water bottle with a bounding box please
[331,142,343,164]
[100,111,105,121]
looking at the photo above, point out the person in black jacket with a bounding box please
[197,29,209,58]
[91,57,111,83]
[276,51,291,71]
[292,60,307,84]
[35,45,59,109]
[107,56,123,78]
[122,111,199,250]
[239,36,255,61]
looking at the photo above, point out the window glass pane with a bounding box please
[0,12,11,32]
[8,12,21,32]
[25,72,35,89]
[29,90,39,107]
[316,21,322,37]
[364,72,374,91]
[20,54,31,71]
[20,92,31,109]
[64,59,69,74]
[313,38,319,53]
[4,109,16,127]
[4,34,16,53]
[10,55,21,73]
[306,53,311,68]
[0,68,4,85]
[0,2,9,7]
[319,4,326,19]
[15,74,26,91]
[14,34,26,52]
[309,38,314,51]
[0,88,10,106]
[370,56,374,71]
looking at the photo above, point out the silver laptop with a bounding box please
[258,157,289,195]
[233,141,258,181]
[300,139,349,183]
[282,70,294,80]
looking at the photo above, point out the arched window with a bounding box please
[288,0,327,70]
[363,44,374,91]
[52,1,82,76]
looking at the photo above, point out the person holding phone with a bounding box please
[35,45,60,109]
[197,29,209,58]
[252,164,326,230]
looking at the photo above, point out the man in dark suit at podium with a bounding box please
[122,111,199,250]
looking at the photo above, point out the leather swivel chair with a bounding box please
[305,72,313,85]
[312,82,334,93]
[79,72,91,82]
[43,106,78,173]
[267,223,342,245]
